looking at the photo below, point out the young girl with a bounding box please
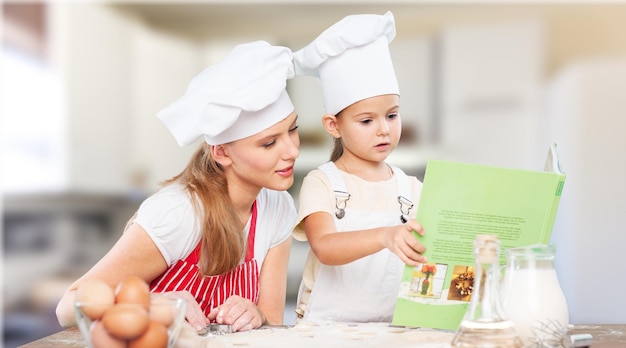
[55,41,300,333]
[292,11,427,323]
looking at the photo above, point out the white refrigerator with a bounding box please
[546,58,626,324]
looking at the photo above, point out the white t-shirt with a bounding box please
[134,183,295,270]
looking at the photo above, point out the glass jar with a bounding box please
[501,244,569,346]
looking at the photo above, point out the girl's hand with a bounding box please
[207,295,265,332]
[384,218,427,266]
[160,291,210,332]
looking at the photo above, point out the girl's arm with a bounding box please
[304,211,426,266]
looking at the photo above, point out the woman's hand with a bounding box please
[207,295,265,332]
[383,218,427,266]
[161,291,210,332]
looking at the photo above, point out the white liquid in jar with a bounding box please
[501,268,569,344]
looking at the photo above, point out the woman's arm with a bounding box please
[256,236,292,325]
[206,237,292,331]
[55,224,170,327]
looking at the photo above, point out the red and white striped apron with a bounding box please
[150,202,260,316]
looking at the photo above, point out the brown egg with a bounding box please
[75,278,115,320]
[149,296,175,327]
[89,319,126,348]
[102,303,150,340]
[129,321,168,348]
[115,276,150,310]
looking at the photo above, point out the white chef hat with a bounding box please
[157,41,295,146]
[293,11,399,116]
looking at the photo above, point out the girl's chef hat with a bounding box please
[157,41,295,146]
[293,11,399,116]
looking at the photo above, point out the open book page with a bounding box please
[392,144,566,330]
[544,142,565,175]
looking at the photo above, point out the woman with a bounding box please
[55,41,300,333]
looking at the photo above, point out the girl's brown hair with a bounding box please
[330,137,343,162]
[329,111,344,162]
[162,143,244,276]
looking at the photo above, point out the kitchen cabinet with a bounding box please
[50,4,202,194]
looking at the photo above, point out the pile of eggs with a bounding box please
[75,276,177,348]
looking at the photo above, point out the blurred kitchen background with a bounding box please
[2,1,626,346]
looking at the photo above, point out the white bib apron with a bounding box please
[304,162,413,323]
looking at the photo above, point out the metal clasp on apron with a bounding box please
[398,196,414,223]
[334,190,351,219]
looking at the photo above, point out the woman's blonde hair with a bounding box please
[162,143,244,276]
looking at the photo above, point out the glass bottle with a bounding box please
[451,235,523,348]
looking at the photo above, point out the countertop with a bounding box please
[19,323,626,348]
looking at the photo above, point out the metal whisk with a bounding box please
[528,319,592,348]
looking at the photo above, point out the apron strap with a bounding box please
[319,162,351,219]
[185,243,202,264]
[245,201,258,262]
[390,166,414,223]
[319,162,347,192]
